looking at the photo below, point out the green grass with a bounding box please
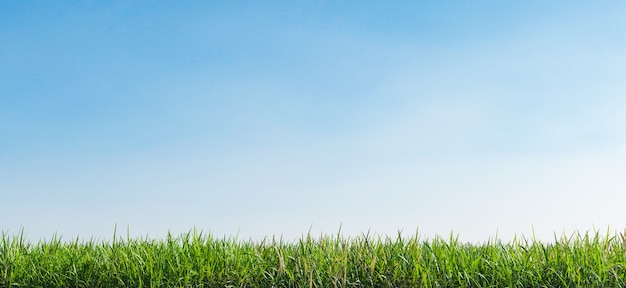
[2,228,626,287]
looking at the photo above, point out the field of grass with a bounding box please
[2,228,626,287]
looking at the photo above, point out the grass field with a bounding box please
[2,228,626,287]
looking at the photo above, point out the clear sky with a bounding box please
[2,1,626,243]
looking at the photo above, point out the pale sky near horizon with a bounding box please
[2,1,626,243]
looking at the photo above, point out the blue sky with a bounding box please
[2,1,626,243]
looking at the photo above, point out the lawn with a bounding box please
[2,228,625,287]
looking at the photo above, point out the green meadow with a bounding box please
[2,229,626,287]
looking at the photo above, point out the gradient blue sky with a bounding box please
[2,1,626,243]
